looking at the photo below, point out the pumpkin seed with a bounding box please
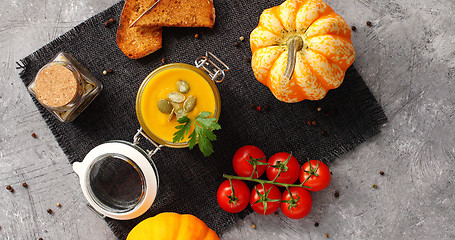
[171,102,183,111]
[175,108,188,120]
[158,99,172,113]
[168,108,175,122]
[176,80,190,93]
[183,95,197,112]
[168,92,185,103]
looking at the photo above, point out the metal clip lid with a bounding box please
[195,52,230,83]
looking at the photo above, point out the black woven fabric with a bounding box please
[18,0,387,239]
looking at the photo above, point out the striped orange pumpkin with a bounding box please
[250,0,355,102]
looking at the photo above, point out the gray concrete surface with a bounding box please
[1,0,454,239]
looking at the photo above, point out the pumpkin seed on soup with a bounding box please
[176,80,190,93]
[168,92,185,103]
[158,99,172,113]
[183,95,197,112]
[175,108,188,120]
[168,108,175,122]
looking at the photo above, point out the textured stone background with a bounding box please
[1,0,454,239]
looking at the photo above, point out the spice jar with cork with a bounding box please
[27,52,102,122]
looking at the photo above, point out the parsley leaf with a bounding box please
[172,116,191,143]
[173,111,221,157]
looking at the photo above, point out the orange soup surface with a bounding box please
[139,67,216,143]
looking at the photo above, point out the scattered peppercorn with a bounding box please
[234,42,240,48]
[31,133,37,138]
[161,58,166,64]
[22,182,28,188]
[239,36,245,41]
[107,68,113,73]
[311,120,318,126]
[351,26,357,31]
[6,185,12,190]
[56,203,62,208]
[366,21,372,27]
[250,103,256,109]
[325,233,330,238]
[245,57,251,62]
[251,223,257,229]
[39,238,43,240]
[380,171,384,175]
[330,171,333,175]
[334,191,340,198]
[317,107,322,111]
[47,209,53,214]
[314,222,319,227]
[109,18,115,24]
[104,21,110,27]
[321,130,328,136]
[256,106,262,112]
[102,70,107,75]
[194,33,199,39]
[264,104,270,111]
[372,184,378,189]
[274,212,279,216]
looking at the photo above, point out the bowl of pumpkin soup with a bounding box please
[136,63,221,148]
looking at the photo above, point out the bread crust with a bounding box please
[134,0,216,28]
[116,0,163,59]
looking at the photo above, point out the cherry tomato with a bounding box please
[217,179,250,213]
[299,160,331,191]
[249,183,281,215]
[266,152,300,184]
[232,145,267,178]
[280,187,312,219]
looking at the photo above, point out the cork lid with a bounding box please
[35,64,79,108]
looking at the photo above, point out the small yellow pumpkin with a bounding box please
[127,212,219,240]
[250,0,355,102]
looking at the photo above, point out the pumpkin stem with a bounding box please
[283,36,303,84]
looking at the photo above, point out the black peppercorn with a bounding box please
[234,42,240,48]
[47,209,53,214]
[264,104,270,111]
[31,133,37,138]
[366,21,372,27]
[104,21,110,27]
[351,26,357,31]
[109,18,115,24]
[315,222,319,227]
[334,191,340,198]
[22,182,28,188]
[311,120,317,126]
[380,171,384,175]
[245,57,251,62]
[6,185,12,190]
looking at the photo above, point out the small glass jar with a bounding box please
[136,63,222,148]
[28,52,102,122]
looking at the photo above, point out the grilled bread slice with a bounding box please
[133,0,215,28]
[116,0,163,59]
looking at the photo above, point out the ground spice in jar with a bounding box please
[34,64,79,108]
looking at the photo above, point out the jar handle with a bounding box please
[195,52,230,83]
[133,127,164,158]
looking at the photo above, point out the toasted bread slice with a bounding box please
[117,0,163,59]
[134,0,216,28]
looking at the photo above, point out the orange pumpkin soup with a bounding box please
[137,65,218,145]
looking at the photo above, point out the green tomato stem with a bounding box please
[223,174,311,189]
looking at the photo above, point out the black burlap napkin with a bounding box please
[18,0,387,239]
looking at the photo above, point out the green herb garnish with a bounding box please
[173,111,221,157]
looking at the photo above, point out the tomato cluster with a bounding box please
[217,145,331,219]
